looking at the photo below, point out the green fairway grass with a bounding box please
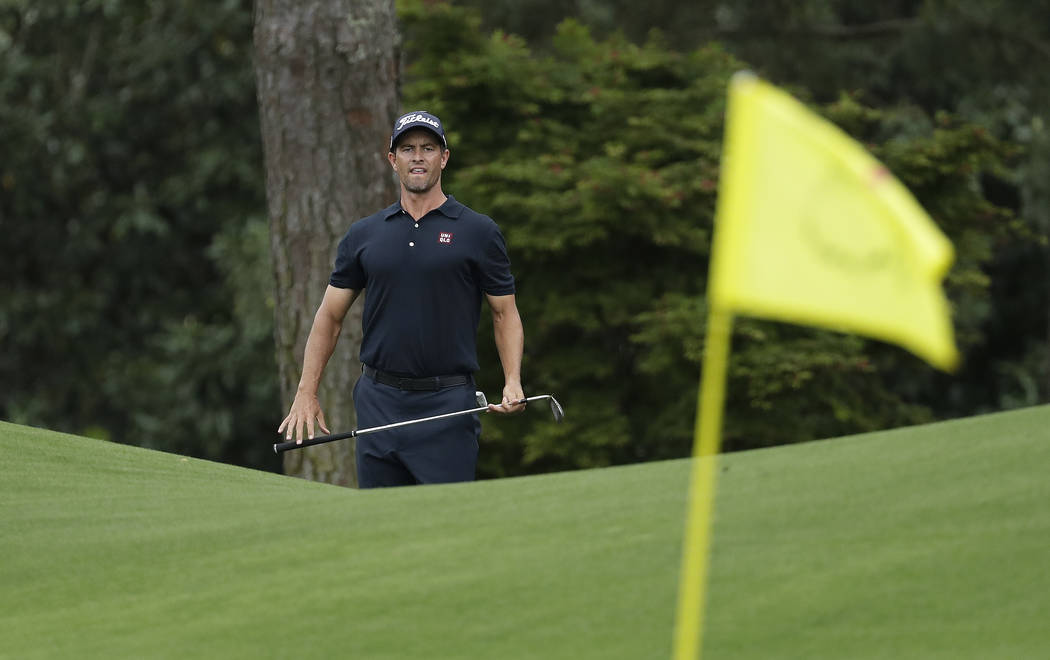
[2,405,1048,659]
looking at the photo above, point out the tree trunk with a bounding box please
[253,0,400,486]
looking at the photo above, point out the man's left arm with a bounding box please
[485,293,526,413]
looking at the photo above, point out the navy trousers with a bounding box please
[353,374,481,488]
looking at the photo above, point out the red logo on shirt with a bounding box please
[438,232,453,245]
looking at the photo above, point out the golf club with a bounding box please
[274,392,565,453]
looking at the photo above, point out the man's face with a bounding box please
[388,129,449,194]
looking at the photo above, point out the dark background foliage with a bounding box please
[0,0,279,471]
[2,0,1046,479]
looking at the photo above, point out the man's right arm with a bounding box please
[277,285,360,444]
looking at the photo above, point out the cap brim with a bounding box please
[390,126,447,151]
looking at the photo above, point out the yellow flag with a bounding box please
[672,74,962,660]
[709,73,959,370]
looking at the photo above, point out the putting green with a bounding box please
[1,404,1047,658]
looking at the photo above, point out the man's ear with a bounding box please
[387,151,397,169]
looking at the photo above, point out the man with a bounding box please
[278,110,525,487]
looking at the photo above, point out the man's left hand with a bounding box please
[489,383,526,414]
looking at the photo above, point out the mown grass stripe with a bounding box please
[2,405,1047,659]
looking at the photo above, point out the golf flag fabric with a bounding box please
[709,73,959,370]
[672,73,959,660]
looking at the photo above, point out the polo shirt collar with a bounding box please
[383,195,464,220]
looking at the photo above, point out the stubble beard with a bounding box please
[402,171,439,194]
[403,179,433,194]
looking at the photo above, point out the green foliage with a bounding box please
[0,0,278,470]
[400,2,1022,476]
[442,0,1050,417]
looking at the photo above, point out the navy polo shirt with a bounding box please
[330,195,515,377]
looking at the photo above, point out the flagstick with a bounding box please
[672,306,734,660]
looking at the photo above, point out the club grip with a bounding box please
[273,430,356,453]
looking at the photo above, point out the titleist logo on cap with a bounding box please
[397,113,441,130]
[390,111,446,151]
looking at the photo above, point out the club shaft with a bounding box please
[274,407,484,453]
[356,395,548,434]
[274,395,552,454]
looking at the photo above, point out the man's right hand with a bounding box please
[277,391,331,445]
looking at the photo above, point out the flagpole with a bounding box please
[672,305,734,660]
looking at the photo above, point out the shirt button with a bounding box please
[409,241,415,247]
[414,223,419,228]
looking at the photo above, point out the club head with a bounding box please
[548,396,565,422]
[475,391,488,407]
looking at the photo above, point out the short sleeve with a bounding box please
[329,227,366,289]
[479,223,515,296]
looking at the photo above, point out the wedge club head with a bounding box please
[548,395,565,422]
[510,394,564,422]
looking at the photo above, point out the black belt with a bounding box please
[363,365,470,391]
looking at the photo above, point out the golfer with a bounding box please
[278,110,525,487]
